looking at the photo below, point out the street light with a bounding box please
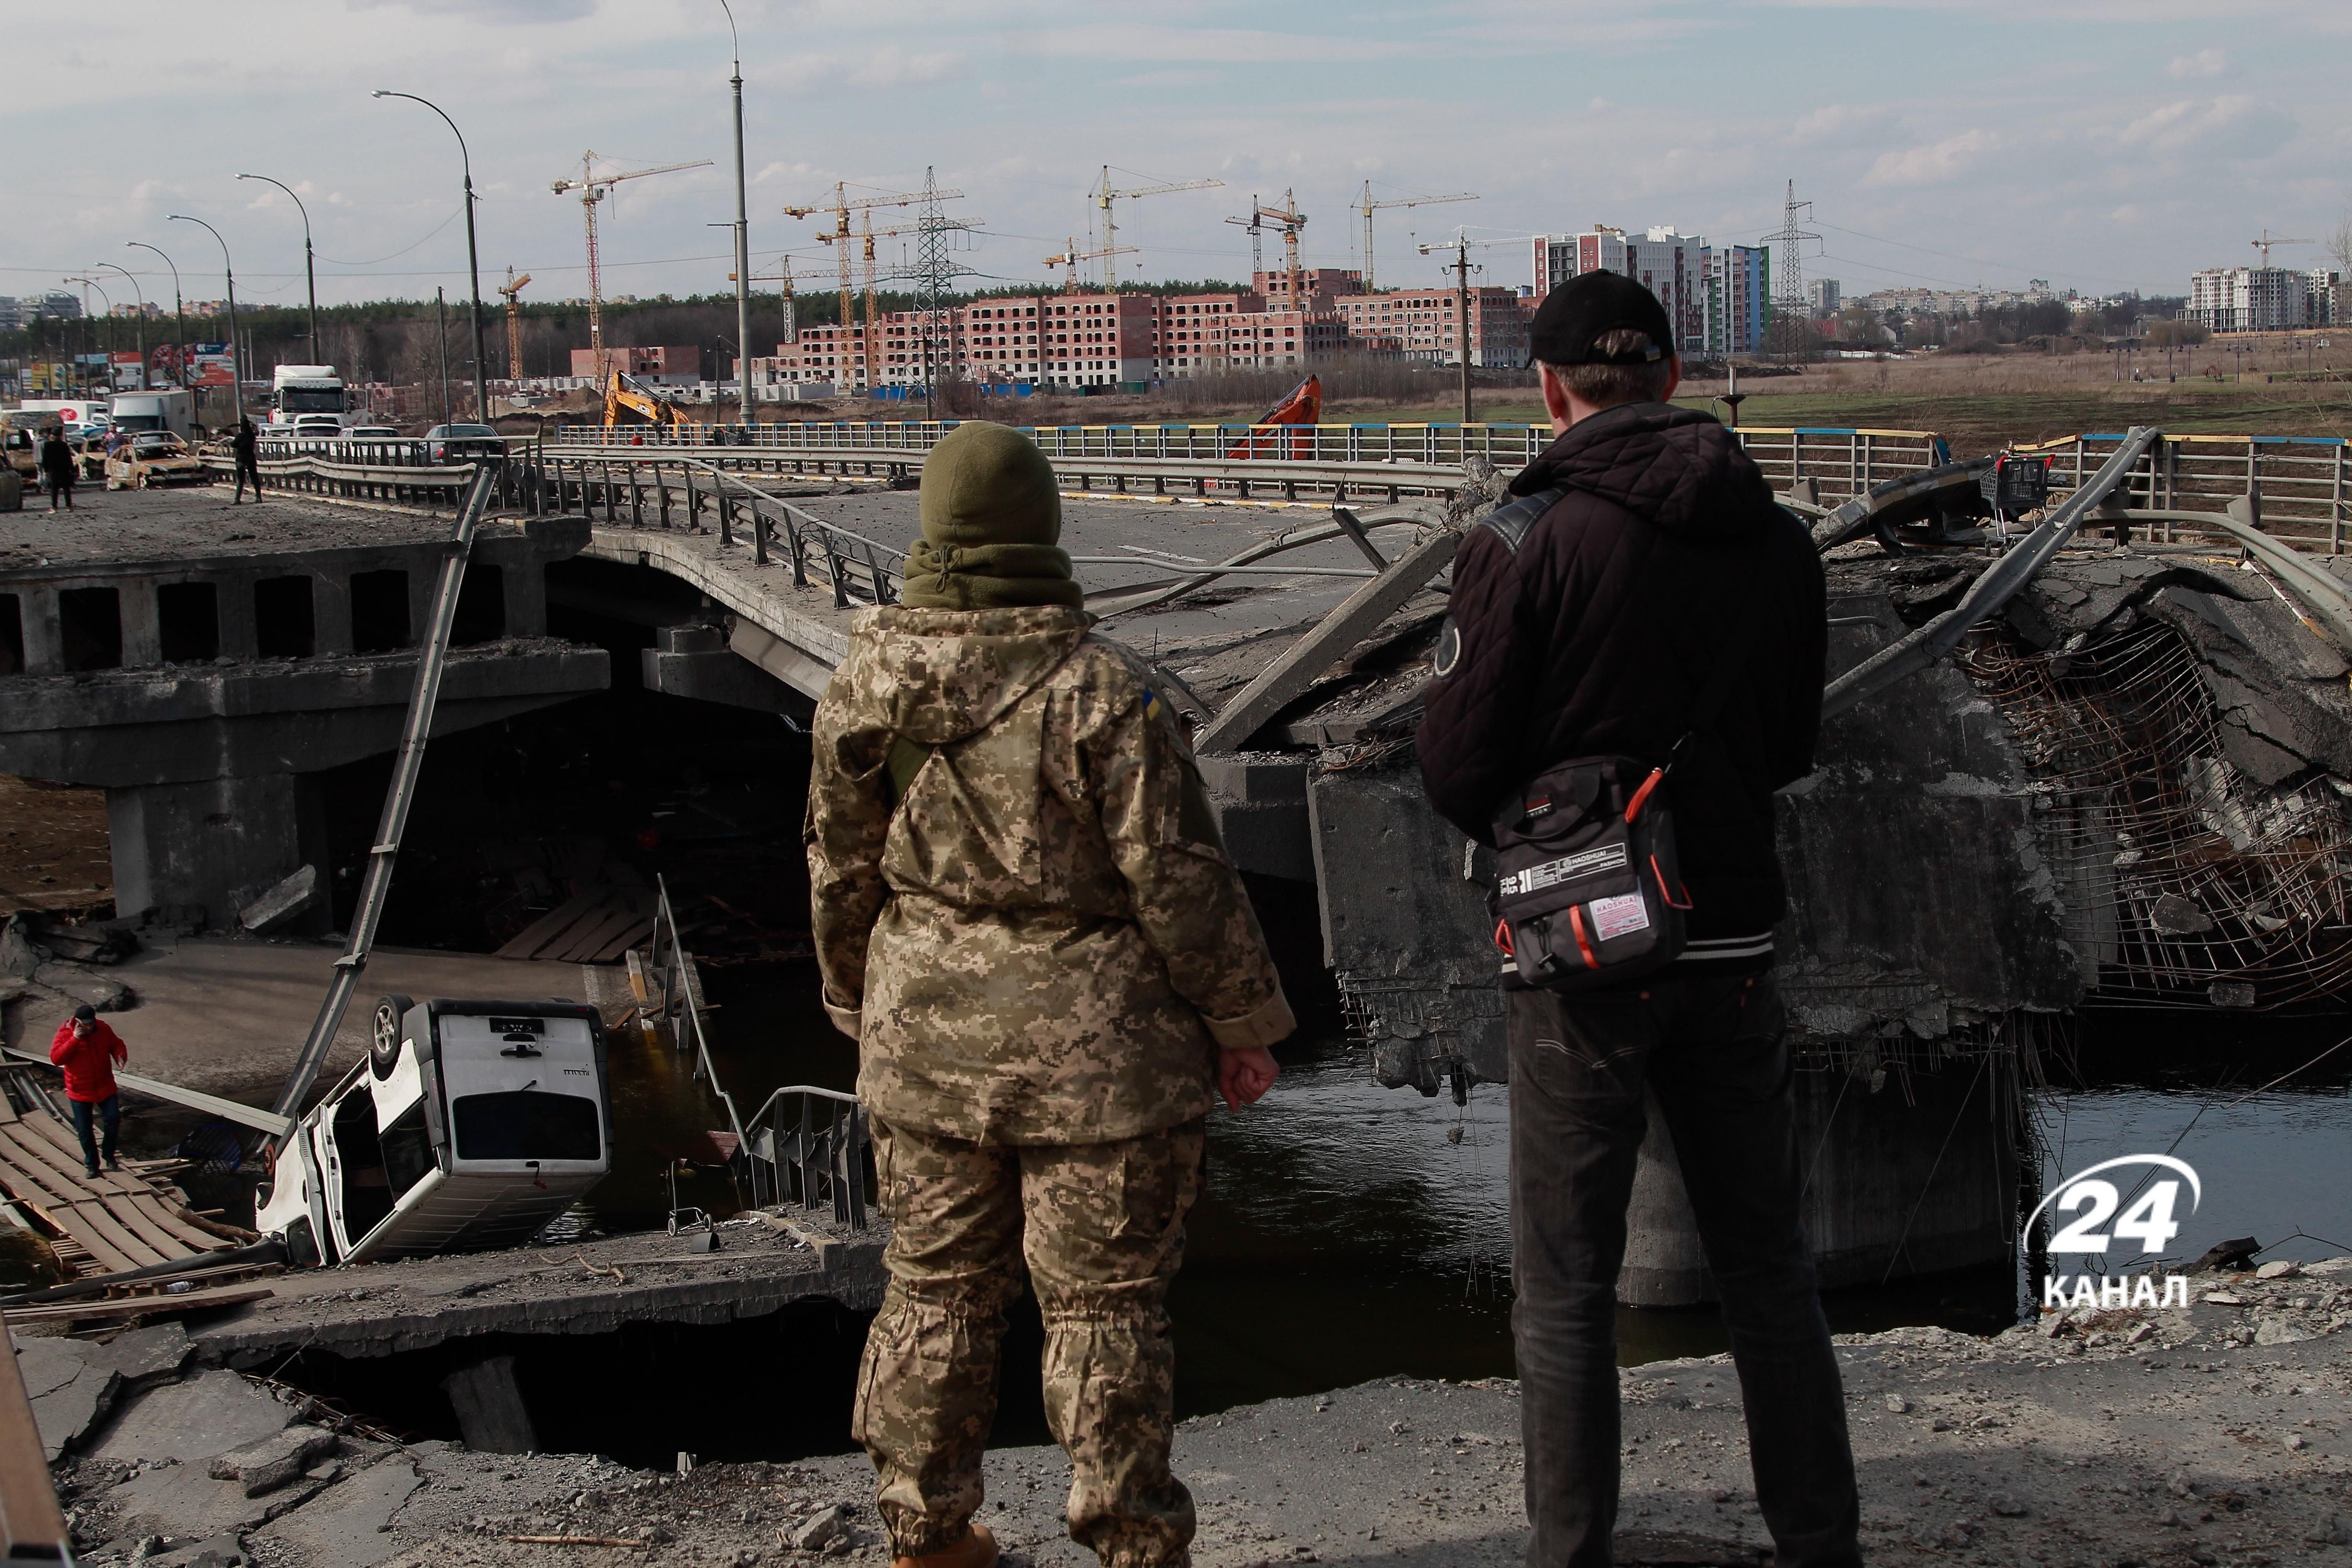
[373,91,488,425]
[92,262,146,385]
[719,0,754,432]
[65,277,111,399]
[127,242,187,391]
[237,173,319,363]
[169,214,244,417]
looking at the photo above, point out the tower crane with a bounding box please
[551,151,714,379]
[730,251,810,343]
[1093,168,1221,289]
[496,267,530,389]
[798,182,965,342]
[1043,238,1138,294]
[819,210,981,388]
[2251,228,2313,265]
[1226,192,1307,308]
[1360,182,1477,292]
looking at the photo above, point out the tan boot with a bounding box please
[893,1522,997,1568]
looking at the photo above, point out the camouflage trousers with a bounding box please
[854,1116,1207,1567]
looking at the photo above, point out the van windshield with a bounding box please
[280,389,344,413]
[451,1092,600,1161]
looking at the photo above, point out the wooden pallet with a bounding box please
[0,1094,254,1279]
[495,882,655,964]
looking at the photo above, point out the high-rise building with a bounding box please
[1707,247,1770,358]
[2190,266,2313,333]
[1529,227,1710,357]
[1808,278,1841,318]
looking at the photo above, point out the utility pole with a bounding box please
[436,287,451,424]
[720,0,754,432]
[1419,237,1476,425]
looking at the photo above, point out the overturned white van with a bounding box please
[256,995,612,1268]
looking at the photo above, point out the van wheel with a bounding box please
[370,994,415,1080]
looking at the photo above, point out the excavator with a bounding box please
[601,368,701,435]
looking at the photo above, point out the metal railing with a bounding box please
[544,452,908,605]
[738,1086,870,1226]
[540,419,1950,505]
[2019,432,2350,551]
[644,873,747,1151]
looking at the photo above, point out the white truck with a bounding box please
[268,364,357,437]
[255,995,613,1267]
[107,389,195,439]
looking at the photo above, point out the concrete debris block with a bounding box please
[2200,1292,2244,1306]
[209,1423,340,1496]
[239,865,320,933]
[2148,893,2216,936]
[20,1335,121,1461]
[2253,1317,2318,1346]
[1988,1495,2028,1517]
[2190,1238,2261,1274]
[253,1455,423,1568]
[791,1503,852,1551]
[0,914,45,978]
[31,960,134,1011]
[148,1533,250,1568]
[1883,1394,1911,1414]
[94,1368,297,1465]
[88,1322,195,1387]
[2304,1515,2352,1546]
[2255,1259,2301,1280]
[442,1355,538,1455]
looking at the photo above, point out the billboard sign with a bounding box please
[188,343,235,388]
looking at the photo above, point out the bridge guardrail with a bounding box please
[2020,432,2348,552]
[543,420,1950,506]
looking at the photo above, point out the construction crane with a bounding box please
[1093,168,1221,289]
[799,182,965,344]
[820,210,982,389]
[730,252,808,343]
[1360,182,1477,292]
[2251,228,2314,265]
[1043,238,1137,294]
[552,151,714,380]
[1226,191,1307,308]
[496,268,530,390]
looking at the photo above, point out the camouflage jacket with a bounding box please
[805,604,1294,1144]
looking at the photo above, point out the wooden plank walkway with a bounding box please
[0,1089,254,1279]
[495,881,654,964]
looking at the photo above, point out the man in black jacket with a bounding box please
[231,418,262,503]
[1419,273,1856,1568]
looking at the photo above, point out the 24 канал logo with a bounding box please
[2025,1155,2202,1311]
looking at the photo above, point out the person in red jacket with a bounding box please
[49,1005,128,1178]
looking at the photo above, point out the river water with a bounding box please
[579,963,2349,1417]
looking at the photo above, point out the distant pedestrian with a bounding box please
[807,420,1294,1568]
[38,427,74,512]
[231,417,262,501]
[49,1005,128,1179]
[1420,271,1856,1568]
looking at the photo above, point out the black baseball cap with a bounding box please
[1527,271,1675,368]
[72,1004,96,1021]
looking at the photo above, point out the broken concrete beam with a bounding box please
[442,1354,538,1455]
[208,1423,339,1496]
[92,1367,297,1465]
[238,864,320,933]
[1195,525,1459,754]
[0,915,44,979]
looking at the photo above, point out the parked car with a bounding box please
[423,423,504,463]
[103,431,210,490]
[255,995,612,1267]
[346,426,402,440]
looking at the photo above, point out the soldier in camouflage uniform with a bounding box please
[807,420,1295,1568]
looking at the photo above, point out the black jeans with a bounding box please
[71,1094,120,1173]
[1508,970,1859,1568]
[234,460,262,500]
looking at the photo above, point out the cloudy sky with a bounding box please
[10,0,2348,320]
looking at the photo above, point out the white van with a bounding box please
[108,390,195,439]
[256,995,612,1267]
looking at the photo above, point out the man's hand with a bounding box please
[1217,1046,1279,1112]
